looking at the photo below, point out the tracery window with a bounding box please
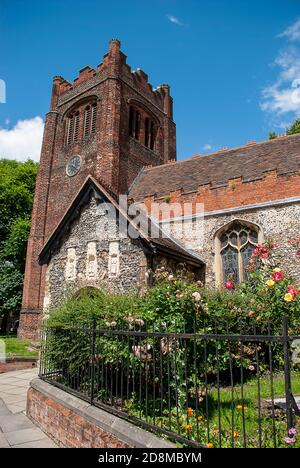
[219,222,258,284]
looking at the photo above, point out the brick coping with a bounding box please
[28,378,175,448]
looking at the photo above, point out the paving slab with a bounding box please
[0,368,57,448]
[0,400,11,416]
[7,403,27,414]
[2,395,27,404]
[1,388,29,396]
[5,427,49,446]
[13,438,58,448]
[0,412,34,433]
[0,433,10,448]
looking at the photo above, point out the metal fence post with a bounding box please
[283,316,293,432]
[90,318,97,405]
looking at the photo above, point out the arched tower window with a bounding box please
[217,221,260,286]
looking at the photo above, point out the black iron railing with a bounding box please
[39,317,300,448]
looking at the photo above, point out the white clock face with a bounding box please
[66,155,81,177]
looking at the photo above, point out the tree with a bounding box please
[268,131,278,140]
[0,159,39,332]
[268,118,300,139]
[286,118,300,135]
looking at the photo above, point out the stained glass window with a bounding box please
[219,222,259,285]
[222,245,239,284]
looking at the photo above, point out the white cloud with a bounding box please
[260,19,300,125]
[0,116,44,161]
[279,18,300,41]
[261,48,300,116]
[166,15,185,26]
[202,144,212,151]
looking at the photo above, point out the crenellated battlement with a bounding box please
[52,39,172,114]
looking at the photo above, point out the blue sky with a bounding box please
[0,0,300,161]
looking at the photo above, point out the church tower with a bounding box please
[19,39,176,340]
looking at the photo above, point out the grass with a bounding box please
[203,371,300,447]
[122,371,300,448]
[0,335,38,358]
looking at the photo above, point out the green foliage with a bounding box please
[0,159,38,321]
[0,262,23,316]
[287,118,300,135]
[268,131,278,140]
[268,118,300,140]
[0,159,38,244]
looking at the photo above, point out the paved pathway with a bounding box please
[0,368,57,448]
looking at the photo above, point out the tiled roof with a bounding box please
[128,134,300,201]
[39,176,204,267]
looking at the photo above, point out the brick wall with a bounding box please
[0,358,37,374]
[27,386,129,448]
[142,171,300,220]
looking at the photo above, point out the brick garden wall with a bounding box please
[27,379,174,448]
[27,386,129,448]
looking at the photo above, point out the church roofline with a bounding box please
[38,175,204,268]
[141,132,296,174]
[128,132,300,202]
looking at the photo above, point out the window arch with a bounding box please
[64,98,98,146]
[128,103,158,152]
[215,221,261,286]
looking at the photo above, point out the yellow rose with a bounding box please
[273,267,281,273]
[284,293,293,303]
[266,279,275,287]
[183,424,193,433]
[206,443,214,448]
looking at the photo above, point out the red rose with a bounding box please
[287,286,297,298]
[225,280,235,290]
[273,271,283,282]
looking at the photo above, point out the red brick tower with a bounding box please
[19,39,176,340]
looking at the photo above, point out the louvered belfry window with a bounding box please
[91,103,97,133]
[73,112,79,142]
[220,222,258,284]
[65,100,97,146]
[84,106,91,137]
[66,114,74,145]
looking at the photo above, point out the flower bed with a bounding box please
[44,240,300,447]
